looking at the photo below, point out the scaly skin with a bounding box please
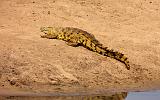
[40,27,130,70]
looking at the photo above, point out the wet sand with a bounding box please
[0,0,160,97]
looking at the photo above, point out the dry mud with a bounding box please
[0,0,160,97]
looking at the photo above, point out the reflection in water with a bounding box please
[81,92,128,100]
[2,92,128,100]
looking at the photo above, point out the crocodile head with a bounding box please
[40,27,53,34]
[40,27,58,39]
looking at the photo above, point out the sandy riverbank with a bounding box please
[0,0,160,98]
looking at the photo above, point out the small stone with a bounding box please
[10,80,16,85]
[48,11,50,14]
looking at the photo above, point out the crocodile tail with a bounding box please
[98,46,130,70]
[88,43,130,70]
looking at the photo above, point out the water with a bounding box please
[126,91,160,100]
[1,88,160,100]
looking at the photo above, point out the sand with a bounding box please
[0,0,160,97]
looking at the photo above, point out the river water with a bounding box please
[126,91,160,100]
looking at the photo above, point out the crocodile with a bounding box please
[54,92,128,100]
[83,92,128,100]
[40,27,130,70]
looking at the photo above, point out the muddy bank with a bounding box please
[0,0,160,96]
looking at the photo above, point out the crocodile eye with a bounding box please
[44,31,48,34]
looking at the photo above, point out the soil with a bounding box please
[0,0,160,98]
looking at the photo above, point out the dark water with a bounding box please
[126,91,160,100]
